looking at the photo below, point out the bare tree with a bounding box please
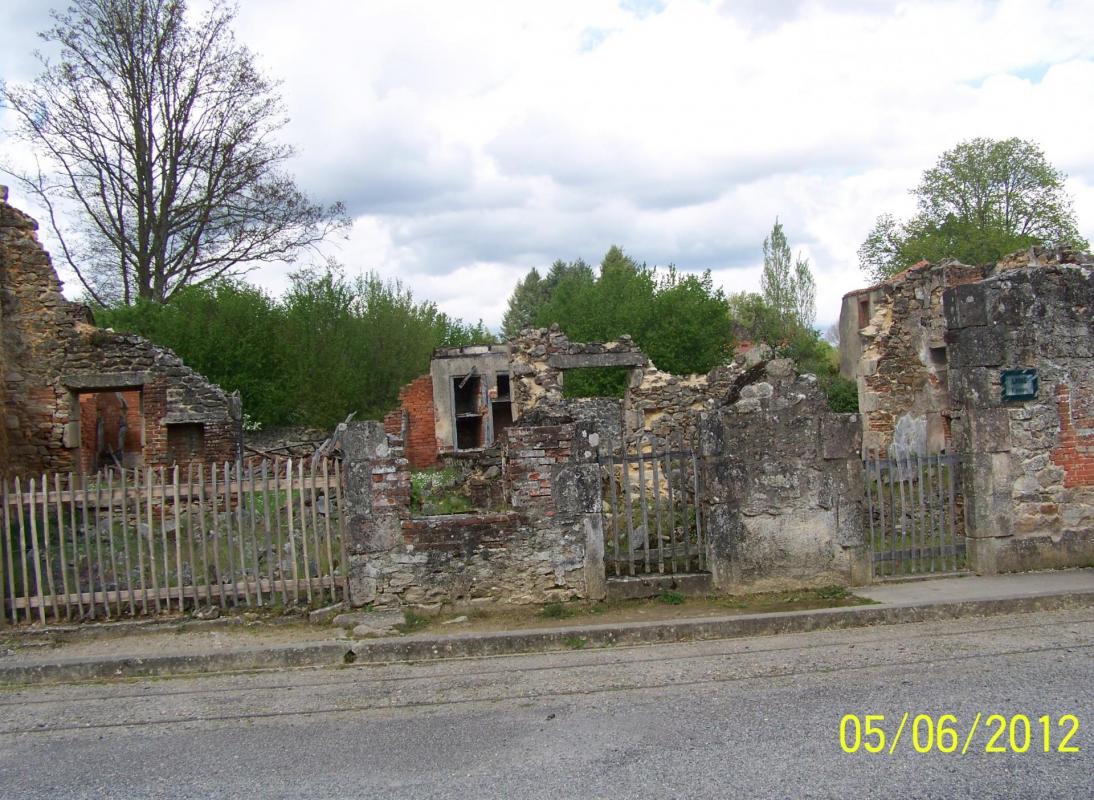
[823,322,840,347]
[2,0,349,305]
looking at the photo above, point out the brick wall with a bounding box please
[383,373,438,469]
[503,423,574,520]
[78,389,143,473]
[1050,385,1094,488]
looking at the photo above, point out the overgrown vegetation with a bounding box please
[539,602,575,620]
[409,468,475,515]
[95,269,494,428]
[396,608,431,633]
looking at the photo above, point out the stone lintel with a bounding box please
[548,352,647,369]
[61,371,152,390]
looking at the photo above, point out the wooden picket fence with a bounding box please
[1,457,348,625]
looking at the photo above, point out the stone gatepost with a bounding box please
[567,421,607,601]
[341,421,411,606]
[945,265,1094,574]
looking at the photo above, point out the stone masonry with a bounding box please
[699,359,867,591]
[945,262,1094,572]
[840,259,985,456]
[342,420,600,608]
[0,187,242,478]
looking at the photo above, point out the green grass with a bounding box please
[658,590,685,605]
[538,602,575,620]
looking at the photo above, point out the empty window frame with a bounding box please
[453,374,483,449]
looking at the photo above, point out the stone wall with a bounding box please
[945,263,1094,572]
[510,326,648,420]
[699,360,867,591]
[841,259,985,457]
[511,325,746,449]
[342,420,601,608]
[0,188,241,477]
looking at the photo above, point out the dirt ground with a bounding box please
[398,586,874,635]
[0,587,873,663]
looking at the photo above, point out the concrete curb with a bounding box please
[2,589,1092,686]
[349,589,1094,662]
[0,642,355,686]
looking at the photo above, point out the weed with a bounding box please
[563,635,586,650]
[659,590,685,605]
[815,585,851,600]
[538,602,575,620]
[395,609,431,633]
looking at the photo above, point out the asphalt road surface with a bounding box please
[1,608,1091,799]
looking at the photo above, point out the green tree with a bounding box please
[501,258,595,337]
[726,291,784,346]
[859,137,1088,282]
[761,218,816,332]
[95,281,291,423]
[527,246,733,396]
[2,0,349,304]
[96,270,495,428]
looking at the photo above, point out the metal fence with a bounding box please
[2,457,348,625]
[600,435,706,577]
[864,450,965,578]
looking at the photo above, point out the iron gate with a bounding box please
[600,434,706,577]
[864,450,966,578]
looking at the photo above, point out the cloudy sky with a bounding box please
[3,0,1094,331]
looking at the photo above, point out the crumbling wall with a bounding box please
[510,326,647,420]
[342,421,598,608]
[383,373,437,469]
[700,360,867,591]
[1,186,76,474]
[511,325,743,448]
[945,262,1094,572]
[843,260,984,457]
[0,187,241,477]
[628,363,740,448]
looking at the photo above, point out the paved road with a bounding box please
[1,608,1091,799]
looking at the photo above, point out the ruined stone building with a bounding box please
[0,187,242,478]
[840,247,1094,572]
[838,258,986,456]
[383,344,513,468]
[385,327,751,469]
[355,334,868,608]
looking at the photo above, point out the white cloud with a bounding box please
[3,0,1094,330]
